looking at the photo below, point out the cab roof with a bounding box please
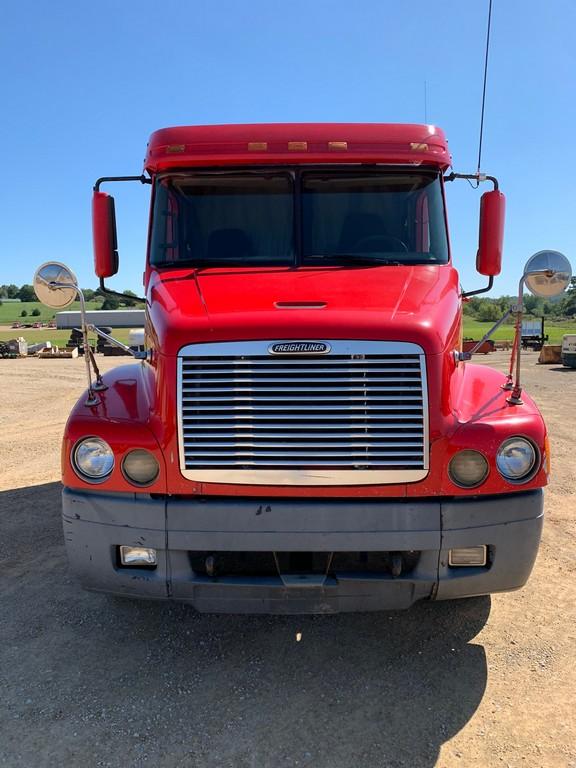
[144,123,451,173]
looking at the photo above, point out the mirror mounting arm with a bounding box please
[87,325,147,360]
[93,174,151,192]
[507,269,560,406]
[444,172,499,190]
[457,305,513,362]
[98,277,146,305]
[462,275,494,299]
[45,282,101,406]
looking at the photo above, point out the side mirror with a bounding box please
[92,191,119,278]
[523,250,572,298]
[476,190,506,276]
[505,250,572,405]
[33,262,79,308]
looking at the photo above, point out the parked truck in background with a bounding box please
[521,317,547,351]
[45,124,562,613]
[562,334,576,368]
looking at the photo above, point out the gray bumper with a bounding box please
[62,489,544,613]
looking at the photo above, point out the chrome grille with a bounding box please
[177,341,429,486]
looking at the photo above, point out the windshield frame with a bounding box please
[148,165,451,269]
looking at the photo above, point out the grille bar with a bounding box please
[182,360,421,368]
[178,341,429,485]
[182,415,423,423]
[180,460,425,467]
[182,431,423,438]
[182,405,423,412]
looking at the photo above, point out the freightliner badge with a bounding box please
[268,342,331,355]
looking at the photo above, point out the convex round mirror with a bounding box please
[523,250,572,298]
[33,262,79,308]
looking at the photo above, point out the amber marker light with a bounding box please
[544,435,551,477]
[248,142,268,151]
[165,144,186,154]
[328,141,348,151]
[288,141,308,151]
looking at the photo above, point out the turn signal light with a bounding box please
[448,450,489,488]
[449,546,487,567]
[119,546,157,567]
[122,449,160,486]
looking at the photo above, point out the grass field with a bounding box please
[0,301,103,324]
[463,318,576,345]
[2,316,575,348]
[0,328,131,346]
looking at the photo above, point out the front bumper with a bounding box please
[62,488,544,614]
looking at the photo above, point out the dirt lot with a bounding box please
[0,352,575,768]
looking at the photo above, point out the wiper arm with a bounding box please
[306,253,403,266]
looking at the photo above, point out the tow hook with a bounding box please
[390,553,403,578]
[205,555,216,578]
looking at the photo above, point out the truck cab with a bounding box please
[58,124,550,613]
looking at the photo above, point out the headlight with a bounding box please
[122,449,160,486]
[73,437,114,481]
[449,450,489,488]
[496,437,537,482]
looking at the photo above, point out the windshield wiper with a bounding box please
[305,253,403,266]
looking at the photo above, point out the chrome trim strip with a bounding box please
[179,340,424,357]
[177,340,429,486]
[178,469,429,485]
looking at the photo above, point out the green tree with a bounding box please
[31,308,41,317]
[465,296,483,317]
[121,289,141,307]
[18,284,36,302]
[462,301,477,317]
[523,294,545,315]
[477,302,501,322]
[560,278,576,316]
[101,298,120,311]
[20,309,28,317]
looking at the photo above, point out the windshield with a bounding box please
[149,169,449,267]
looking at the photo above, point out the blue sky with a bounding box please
[1,0,574,296]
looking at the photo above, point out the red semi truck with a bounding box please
[55,124,554,612]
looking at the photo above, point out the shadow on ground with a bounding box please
[1,482,490,768]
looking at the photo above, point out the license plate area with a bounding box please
[187,550,421,585]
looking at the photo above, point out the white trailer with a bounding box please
[56,309,145,329]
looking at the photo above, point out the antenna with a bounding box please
[477,0,494,176]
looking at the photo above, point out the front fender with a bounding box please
[62,362,168,493]
[408,362,548,497]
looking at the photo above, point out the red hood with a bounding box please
[147,264,461,356]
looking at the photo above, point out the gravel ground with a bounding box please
[0,352,575,767]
